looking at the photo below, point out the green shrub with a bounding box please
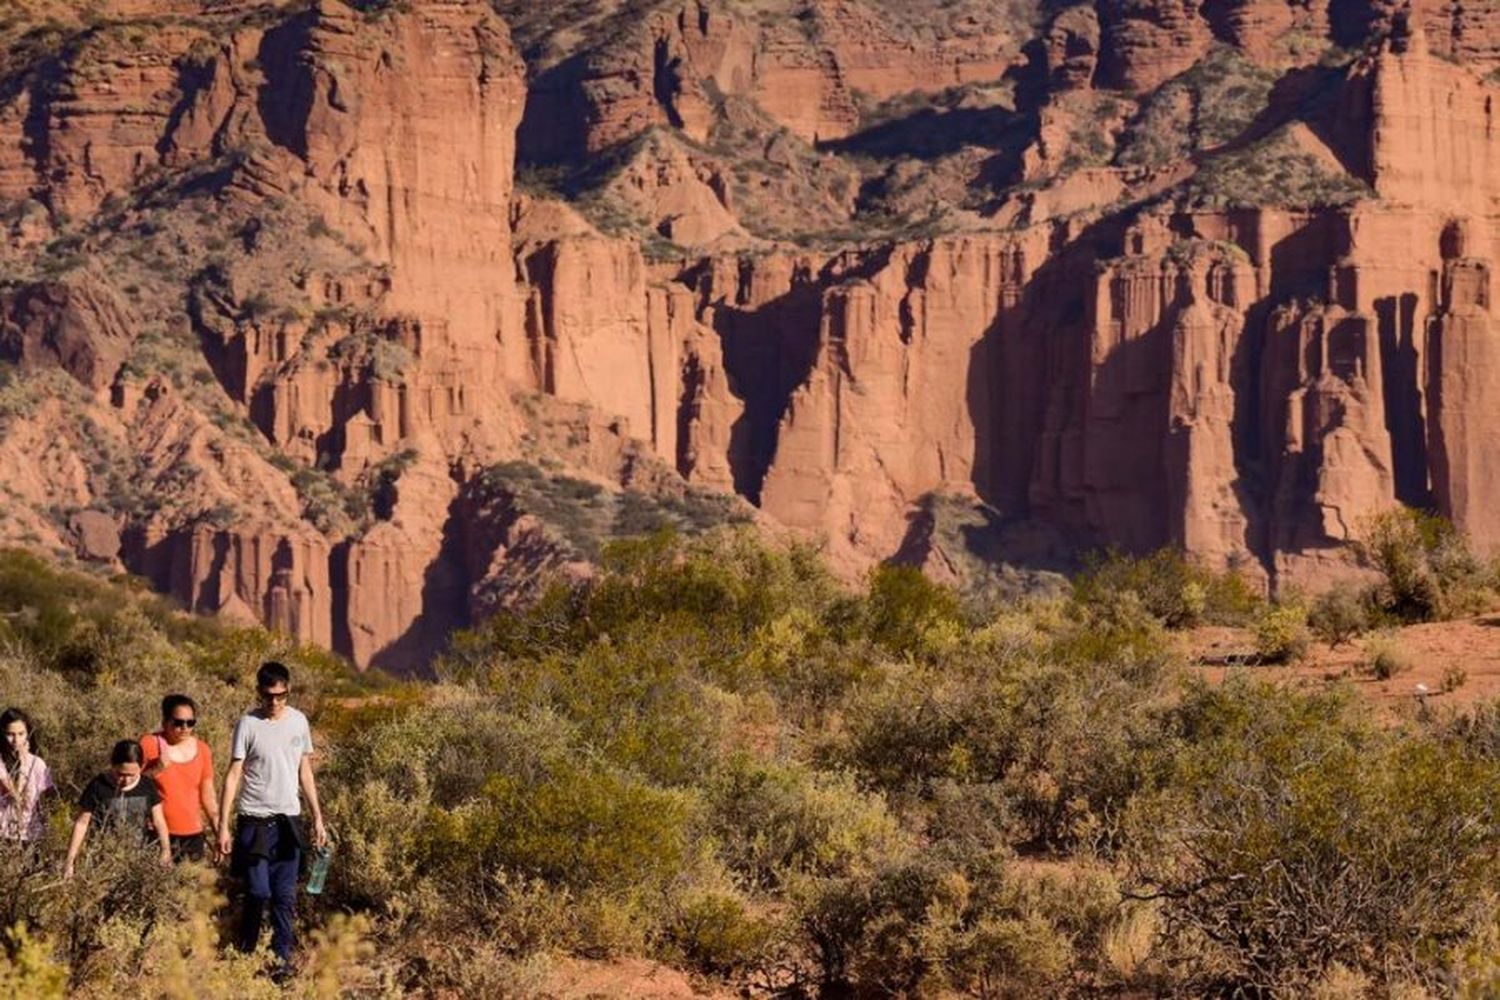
[710,759,909,889]
[1361,508,1495,622]
[666,886,778,976]
[1117,47,1277,169]
[0,925,67,999]
[838,633,1176,852]
[424,756,699,894]
[1308,582,1374,646]
[793,853,1122,997]
[863,563,965,659]
[1130,680,1500,993]
[1362,634,1413,680]
[1254,602,1312,663]
[1071,548,1260,629]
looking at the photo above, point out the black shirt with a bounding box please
[79,773,159,833]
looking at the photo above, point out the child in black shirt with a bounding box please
[64,740,172,878]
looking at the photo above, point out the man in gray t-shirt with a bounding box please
[230,706,313,817]
[217,661,327,971]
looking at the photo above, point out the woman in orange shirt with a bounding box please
[141,694,220,863]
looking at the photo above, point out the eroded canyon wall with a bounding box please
[1,0,1498,669]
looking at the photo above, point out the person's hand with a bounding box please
[312,817,328,851]
[159,847,173,868]
[218,827,233,859]
[62,860,74,880]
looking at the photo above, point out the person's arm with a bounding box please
[151,802,171,866]
[201,768,220,837]
[217,759,243,858]
[141,735,167,777]
[298,752,327,850]
[63,812,92,879]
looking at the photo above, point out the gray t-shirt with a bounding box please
[230,707,313,817]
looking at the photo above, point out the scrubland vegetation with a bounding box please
[3,508,1500,996]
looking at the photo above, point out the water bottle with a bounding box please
[306,845,334,895]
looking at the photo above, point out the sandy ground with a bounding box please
[540,957,737,999]
[1185,614,1500,716]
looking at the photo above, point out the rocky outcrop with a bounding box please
[293,1,524,352]
[1428,223,1499,552]
[0,278,136,392]
[515,0,1022,158]
[129,524,334,646]
[339,451,462,671]
[1045,6,1102,89]
[12,24,211,215]
[1096,0,1212,92]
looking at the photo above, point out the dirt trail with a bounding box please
[1186,615,1500,715]
[540,958,736,999]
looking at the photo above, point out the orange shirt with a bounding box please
[139,733,213,836]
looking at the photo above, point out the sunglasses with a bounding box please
[168,718,197,729]
[258,689,289,701]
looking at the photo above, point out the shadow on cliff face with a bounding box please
[1375,292,1432,509]
[698,260,827,506]
[1195,60,1372,182]
[14,54,61,184]
[821,104,1032,163]
[822,37,1048,201]
[1328,0,1390,49]
[515,51,591,165]
[967,215,1124,537]
[363,487,471,679]
[256,10,315,160]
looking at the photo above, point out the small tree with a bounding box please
[1360,508,1493,622]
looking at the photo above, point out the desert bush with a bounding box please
[1186,129,1371,209]
[422,753,699,895]
[1071,548,1260,629]
[862,563,966,659]
[838,632,1176,852]
[792,852,1124,997]
[0,924,67,999]
[1362,633,1413,680]
[1308,581,1375,646]
[8,522,1500,995]
[709,758,909,890]
[666,885,778,976]
[1362,507,1495,621]
[1254,601,1312,663]
[1129,679,1500,993]
[1442,663,1469,694]
[1117,47,1276,169]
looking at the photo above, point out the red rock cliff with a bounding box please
[1,0,1498,668]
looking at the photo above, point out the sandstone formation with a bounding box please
[0,0,1497,669]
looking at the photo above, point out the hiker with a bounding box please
[217,661,327,970]
[0,707,54,847]
[141,694,220,863]
[64,740,172,878]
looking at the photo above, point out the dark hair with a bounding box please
[161,694,197,721]
[110,740,144,767]
[0,707,36,770]
[256,661,291,690]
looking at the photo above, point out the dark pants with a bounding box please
[169,833,206,863]
[233,817,301,963]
